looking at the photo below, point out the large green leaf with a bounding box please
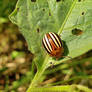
[9,0,75,69]
[9,0,92,91]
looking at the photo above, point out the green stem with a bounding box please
[58,0,77,35]
[27,55,49,92]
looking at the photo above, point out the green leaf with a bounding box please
[9,0,92,91]
[51,0,92,66]
[9,0,75,69]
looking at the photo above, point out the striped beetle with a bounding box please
[42,32,64,59]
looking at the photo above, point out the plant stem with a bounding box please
[26,55,49,92]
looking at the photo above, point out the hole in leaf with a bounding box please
[82,12,84,15]
[31,0,36,2]
[17,8,19,11]
[72,28,83,36]
[56,0,61,2]
[37,28,40,33]
[78,0,85,2]
[42,9,45,11]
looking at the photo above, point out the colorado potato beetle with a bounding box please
[42,32,64,59]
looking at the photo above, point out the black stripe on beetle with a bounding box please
[42,32,64,59]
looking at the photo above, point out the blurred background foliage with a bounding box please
[0,0,17,23]
[0,0,34,91]
[0,0,92,92]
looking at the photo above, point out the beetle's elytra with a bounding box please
[42,32,64,59]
